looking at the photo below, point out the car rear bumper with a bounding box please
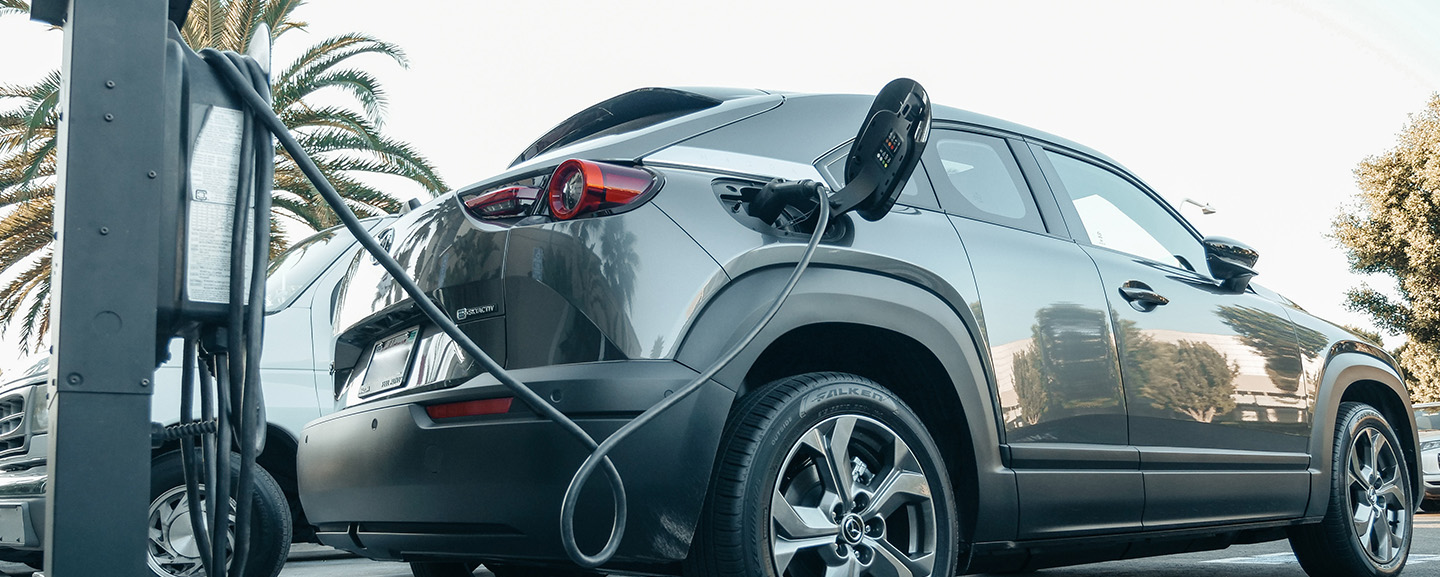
[297,360,734,568]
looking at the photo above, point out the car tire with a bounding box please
[147,451,292,577]
[687,372,958,577]
[1290,402,1413,577]
[1420,499,1440,513]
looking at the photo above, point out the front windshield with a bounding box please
[264,225,358,312]
[1416,406,1440,432]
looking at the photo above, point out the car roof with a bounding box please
[470,86,1137,194]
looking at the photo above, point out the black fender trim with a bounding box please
[1305,343,1417,518]
[674,265,1019,544]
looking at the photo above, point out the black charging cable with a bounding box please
[200,48,832,569]
[163,50,276,577]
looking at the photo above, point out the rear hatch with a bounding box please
[329,88,782,405]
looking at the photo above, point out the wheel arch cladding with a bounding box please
[1307,346,1420,519]
[675,265,1016,548]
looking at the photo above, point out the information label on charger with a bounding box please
[187,106,253,304]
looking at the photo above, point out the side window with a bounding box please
[926,131,1044,232]
[1045,151,1205,272]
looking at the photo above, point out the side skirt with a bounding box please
[963,517,1322,574]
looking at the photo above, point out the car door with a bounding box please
[924,127,1141,539]
[1031,144,1312,529]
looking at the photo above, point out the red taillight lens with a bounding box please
[547,160,654,220]
[464,186,540,219]
[425,397,513,420]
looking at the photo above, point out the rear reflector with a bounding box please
[463,186,540,219]
[425,397,514,419]
[547,159,654,220]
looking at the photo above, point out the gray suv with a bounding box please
[297,87,1417,577]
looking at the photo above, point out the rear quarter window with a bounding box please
[925,130,1045,232]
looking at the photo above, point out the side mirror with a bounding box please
[1204,236,1258,293]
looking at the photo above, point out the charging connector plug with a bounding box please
[746,179,826,226]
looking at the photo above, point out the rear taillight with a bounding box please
[547,160,654,220]
[464,186,540,219]
[425,397,514,420]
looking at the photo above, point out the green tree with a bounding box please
[1139,340,1239,423]
[0,0,447,352]
[1333,94,1440,401]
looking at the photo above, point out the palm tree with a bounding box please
[0,0,447,353]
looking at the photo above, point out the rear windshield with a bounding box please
[265,226,358,312]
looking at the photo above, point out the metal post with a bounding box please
[32,0,168,575]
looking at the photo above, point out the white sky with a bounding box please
[1,0,1438,373]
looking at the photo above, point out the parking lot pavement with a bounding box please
[6,515,1440,577]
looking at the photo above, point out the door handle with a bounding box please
[1119,282,1168,311]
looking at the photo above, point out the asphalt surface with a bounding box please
[9,515,1440,576]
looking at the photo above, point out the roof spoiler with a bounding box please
[509,87,723,168]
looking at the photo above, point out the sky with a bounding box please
[0,0,1438,373]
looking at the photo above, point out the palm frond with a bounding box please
[295,130,446,195]
[222,0,263,53]
[290,68,388,121]
[261,0,307,40]
[179,0,211,48]
[0,0,449,348]
[20,267,50,353]
[280,105,379,141]
[0,252,49,354]
[272,34,406,111]
[0,0,29,18]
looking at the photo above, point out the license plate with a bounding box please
[358,327,419,397]
[0,505,24,545]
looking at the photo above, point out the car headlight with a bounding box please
[1421,439,1440,452]
[27,384,49,434]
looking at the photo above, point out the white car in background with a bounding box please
[0,216,395,577]
[1416,401,1440,512]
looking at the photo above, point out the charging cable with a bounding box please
[199,48,832,570]
[162,49,275,577]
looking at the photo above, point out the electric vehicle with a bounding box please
[297,87,1418,577]
[0,215,395,577]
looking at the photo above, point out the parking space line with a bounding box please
[1204,553,1440,566]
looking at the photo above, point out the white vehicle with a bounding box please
[1416,402,1440,512]
[0,216,394,577]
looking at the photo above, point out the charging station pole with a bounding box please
[30,0,169,574]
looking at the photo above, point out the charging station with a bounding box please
[32,0,271,574]
[31,0,171,574]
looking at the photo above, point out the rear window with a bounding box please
[926,131,1043,232]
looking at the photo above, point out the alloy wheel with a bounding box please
[147,484,235,577]
[1345,425,1410,565]
[770,414,938,577]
